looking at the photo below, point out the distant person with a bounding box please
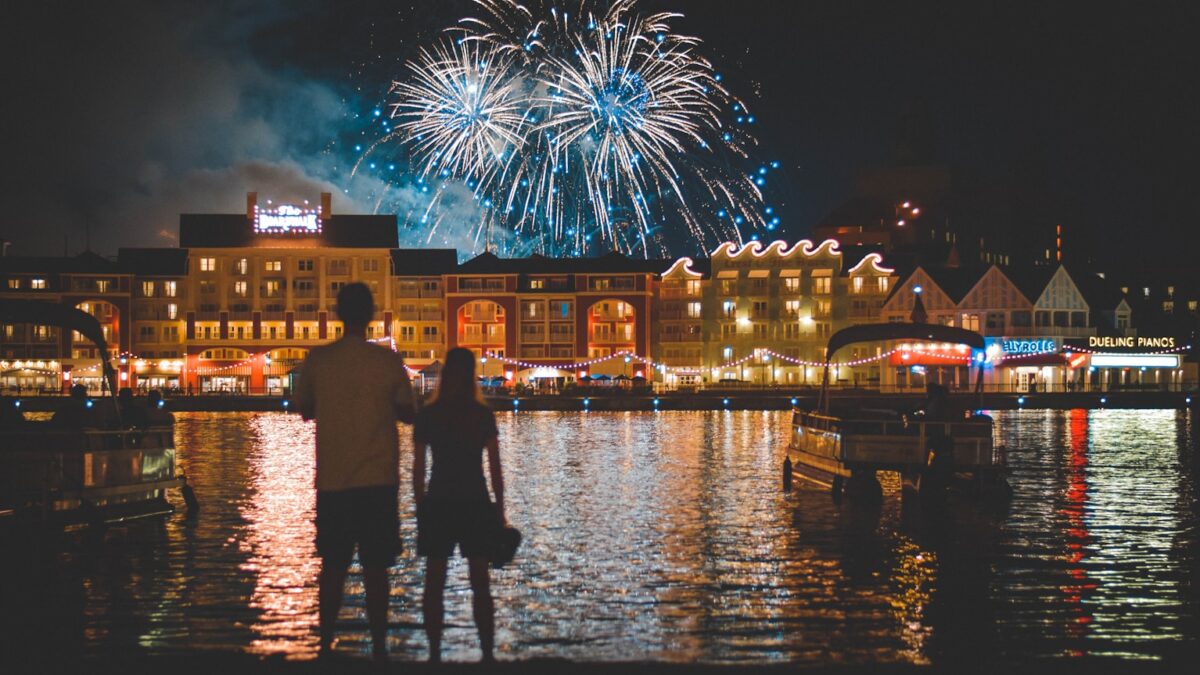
[52,383,95,429]
[116,386,147,428]
[145,390,175,428]
[295,283,415,661]
[413,347,506,663]
[922,383,952,420]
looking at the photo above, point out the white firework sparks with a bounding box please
[385,0,769,257]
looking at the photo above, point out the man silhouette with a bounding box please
[295,282,415,660]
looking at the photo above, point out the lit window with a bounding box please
[164,281,177,297]
[31,278,46,290]
[687,302,702,318]
[265,260,282,272]
[852,277,864,293]
[199,257,216,272]
[95,279,111,293]
[877,277,890,293]
[142,281,155,297]
[234,281,248,297]
[7,279,19,289]
[166,304,178,320]
[234,258,249,275]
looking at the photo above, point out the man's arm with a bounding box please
[394,355,416,424]
[412,425,426,506]
[295,355,317,421]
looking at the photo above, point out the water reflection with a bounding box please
[2,409,1196,664]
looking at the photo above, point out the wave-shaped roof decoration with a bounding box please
[847,252,896,275]
[710,238,843,260]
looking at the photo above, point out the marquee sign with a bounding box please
[253,204,321,234]
[1063,335,1187,353]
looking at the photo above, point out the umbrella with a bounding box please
[614,374,631,381]
[592,374,612,381]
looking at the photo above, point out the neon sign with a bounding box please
[999,338,1056,354]
[254,204,321,234]
[1087,336,1175,349]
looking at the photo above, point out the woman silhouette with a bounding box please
[413,347,506,662]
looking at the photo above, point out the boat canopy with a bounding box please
[817,322,987,410]
[826,322,986,358]
[0,299,119,395]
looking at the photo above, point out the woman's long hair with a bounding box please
[426,347,486,407]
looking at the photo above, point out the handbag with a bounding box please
[488,503,521,569]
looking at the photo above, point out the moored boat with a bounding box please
[0,299,183,526]
[788,321,1007,500]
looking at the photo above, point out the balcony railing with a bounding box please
[659,333,702,342]
[459,334,506,346]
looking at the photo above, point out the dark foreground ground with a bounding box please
[6,652,1200,675]
[9,653,1200,672]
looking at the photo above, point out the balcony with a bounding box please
[659,287,700,299]
[659,333,702,342]
[194,311,220,321]
[520,329,547,342]
[294,311,318,321]
[590,334,635,344]
[549,331,574,343]
[419,335,443,344]
[460,334,506,346]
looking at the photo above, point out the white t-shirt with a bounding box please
[294,337,414,492]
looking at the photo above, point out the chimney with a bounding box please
[246,192,258,219]
[320,192,332,220]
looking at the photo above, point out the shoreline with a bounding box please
[8,390,1197,413]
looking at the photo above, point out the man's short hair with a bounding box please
[336,282,375,327]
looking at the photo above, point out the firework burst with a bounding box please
[386,0,770,257]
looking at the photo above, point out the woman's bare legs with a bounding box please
[468,557,495,662]
[422,557,448,662]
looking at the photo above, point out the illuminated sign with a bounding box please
[998,338,1056,354]
[1089,354,1180,368]
[1087,336,1175,349]
[254,204,321,234]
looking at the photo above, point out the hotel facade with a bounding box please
[1,194,1194,394]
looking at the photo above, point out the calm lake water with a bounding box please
[3,409,1198,664]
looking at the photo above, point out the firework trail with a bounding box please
[386,0,772,257]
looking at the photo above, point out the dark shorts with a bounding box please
[417,498,495,559]
[315,485,400,568]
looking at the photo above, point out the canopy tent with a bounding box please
[820,321,987,411]
[0,299,118,396]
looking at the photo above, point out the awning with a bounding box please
[890,351,973,366]
[996,353,1069,367]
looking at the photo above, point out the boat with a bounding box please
[0,299,183,526]
[788,321,1006,500]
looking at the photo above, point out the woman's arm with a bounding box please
[485,435,505,524]
[412,430,427,506]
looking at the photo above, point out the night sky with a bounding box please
[3,1,1197,269]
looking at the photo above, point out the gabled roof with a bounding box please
[1005,265,1059,304]
[922,265,990,303]
[118,248,189,276]
[390,249,458,276]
